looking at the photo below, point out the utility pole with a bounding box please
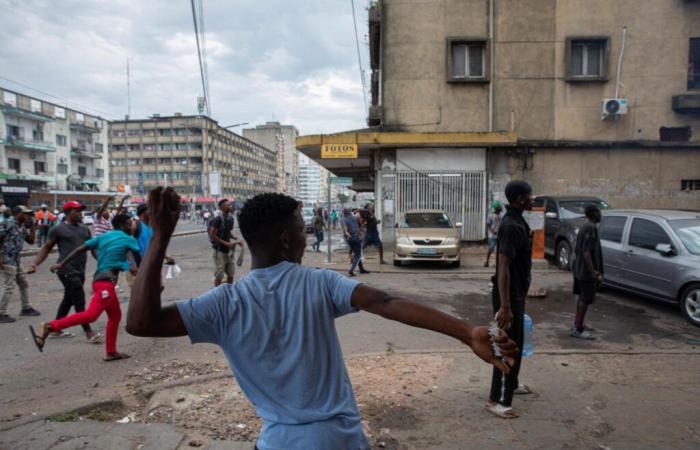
[327,175,332,263]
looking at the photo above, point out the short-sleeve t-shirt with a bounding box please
[497,207,533,302]
[176,262,369,450]
[573,221,603,281]
[84,229,140,276]
[211,214,234,253]
[49,222,92,276]
[342,214,361,239]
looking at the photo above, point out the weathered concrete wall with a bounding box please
[489,147,700,210]
[380,0,700,141]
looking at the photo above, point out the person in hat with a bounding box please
[28,201,101,342]
[35,204,56,247]
[29,213,141,361]
[484,201,504,268]
[0,205,40,323]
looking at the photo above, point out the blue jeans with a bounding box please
[313,231,324,251]
[348,236,362,272]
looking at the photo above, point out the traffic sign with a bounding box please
[331,176,353,186]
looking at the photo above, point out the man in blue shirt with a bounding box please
[126,188,518,450]
[29,214,141,361]
[342,208,368,277]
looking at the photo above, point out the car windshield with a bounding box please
[669,219,700,255]
[401,212,452,228]
[559,200,610,219]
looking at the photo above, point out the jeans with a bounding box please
[57,273,91,332]
[348,236,363,272]
[0,265,29,315]
[313,231,324,251]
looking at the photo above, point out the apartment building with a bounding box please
[298,154,329,207]
[0,87,110,208]
[298,0,700,241]
[243,122,300,197]
[109,114,277,202]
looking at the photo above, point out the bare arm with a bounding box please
[96,196,114,217]
[50,244,89,272]
[116,195,130,213]
[28,239,57,272]
[127,187,187,338]
[209,221,234,248]
[495,253,514,330]
[351,285,517,373]
[24,219,36,245]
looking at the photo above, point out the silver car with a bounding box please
[599,210,700,327]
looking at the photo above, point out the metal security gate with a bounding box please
[395,171,486,241]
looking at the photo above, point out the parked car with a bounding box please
[599,209,700,328]
[393,210,462,267]
[532,196,610,270]
[81,211,95,226]
[302,207,314,233]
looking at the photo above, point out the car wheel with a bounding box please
[393,260,402,267]
[450,260,461,268]
[680,283,700,328]
[555,240,572,271]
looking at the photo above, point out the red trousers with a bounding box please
[50,280,121,354]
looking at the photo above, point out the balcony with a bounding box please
[71,145,103,159]
[69,122,101,134]
[0,170,56,183]
[1,106,54,122]
[1,136,56,152]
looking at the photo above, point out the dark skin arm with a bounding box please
[23,216,36,246]
[209,222,237,249]
[116,195,130,214]
[495,253,514,330]
[352,285,517,373]
[50,244,89,273]
[27,238,57,273]
[127,187,187,337]
[96,196,114,218]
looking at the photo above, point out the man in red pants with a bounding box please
[29,214,141,361]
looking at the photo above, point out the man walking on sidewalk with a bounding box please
[210,199,242,286]
[126,188,518,450]
[0,205,40,323]
[28,201,101,343]
[342,208,369,277]
[570,205,604,340]
[486,180,533,419]
[312,207,325,252]
[29,214,141,361]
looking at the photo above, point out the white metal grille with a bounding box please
[395,170,486,240]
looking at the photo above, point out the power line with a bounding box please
[190,0,210,116]
[350,0,368,113]
[0,75,121,120]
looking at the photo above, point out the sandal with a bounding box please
[485,402,519,419]
[49,331,74,339]
[104,352,130,362]
[514,384,532,395]
[29,324,49,353]
[87,332,103,344]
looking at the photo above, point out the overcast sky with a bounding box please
[0,0,369,135]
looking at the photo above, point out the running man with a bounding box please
[342,208,369,276]
[29,214,141,361]
[0,206,40,323]
[362,205,386,265]
[487,180,534,419]
[126,188,517,450]
[210,199,242,286]
[570,205,603,340]
[484,201,504,268]
[28,201,101,343]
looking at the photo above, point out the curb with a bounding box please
[20,229,206,258]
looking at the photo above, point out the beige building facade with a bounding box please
[109,115,277,201]
[242,122,300,197]
[299,0,700,241]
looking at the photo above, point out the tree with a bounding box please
[337,193,349,205]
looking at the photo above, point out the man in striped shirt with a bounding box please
[94,195,130,236]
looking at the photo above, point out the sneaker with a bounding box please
[0,314,16,323]
[348,271,356,277]
[583,325,595,332]
[20,307,41,317]
[359,269,370,274]
[570,329,595,340]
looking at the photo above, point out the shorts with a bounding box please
[487,236,497,252]
[364,232,382,248]
[573,278,597,304]
[213,249,235,281]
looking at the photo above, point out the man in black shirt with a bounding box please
[29,201,101,343]
[487,180,533,419]
[362,205,386,265]
[210,199,242,286]
[570,205,603,340]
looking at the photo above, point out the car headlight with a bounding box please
[398,237,412,245]
[443,237,457,245]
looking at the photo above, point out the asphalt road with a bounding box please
[1,230,699,422]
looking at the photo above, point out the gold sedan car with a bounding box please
[393,210,462,268]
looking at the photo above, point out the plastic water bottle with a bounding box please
[522,314,534,357]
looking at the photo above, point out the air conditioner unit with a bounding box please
[601,98,628,120]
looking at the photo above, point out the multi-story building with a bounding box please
[0,87,111,208]
[109,114,277,202]
[243,122,299,196]
[298,154,329,207]
[298,0,700,241]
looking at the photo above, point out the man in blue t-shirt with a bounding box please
[29,214,141,361]
[126,188,518,450]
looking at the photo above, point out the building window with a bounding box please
[95,168,104,178]
[566,37,608,81]
[3,91,17,106]
[75,112,84,123]
[78,166,87,176]
[34,161,46,175]
[95,143,103,153]
[54,107,65,119]
[447,38,488,82]
[8,158,20,172]
[6,125,22,139]
[57,163,68,174]
[681,179,700,191]
[689,38,700,89]
[56,134,67,146]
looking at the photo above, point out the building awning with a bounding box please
[296,130,516,192]
[1,106,54,122]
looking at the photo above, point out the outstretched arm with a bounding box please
[27,238,57,273]
[50,245,89,272]
[351,285,517,373]
[126,187,187,338]
[116,195,130,214]
[96,196,114,218]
